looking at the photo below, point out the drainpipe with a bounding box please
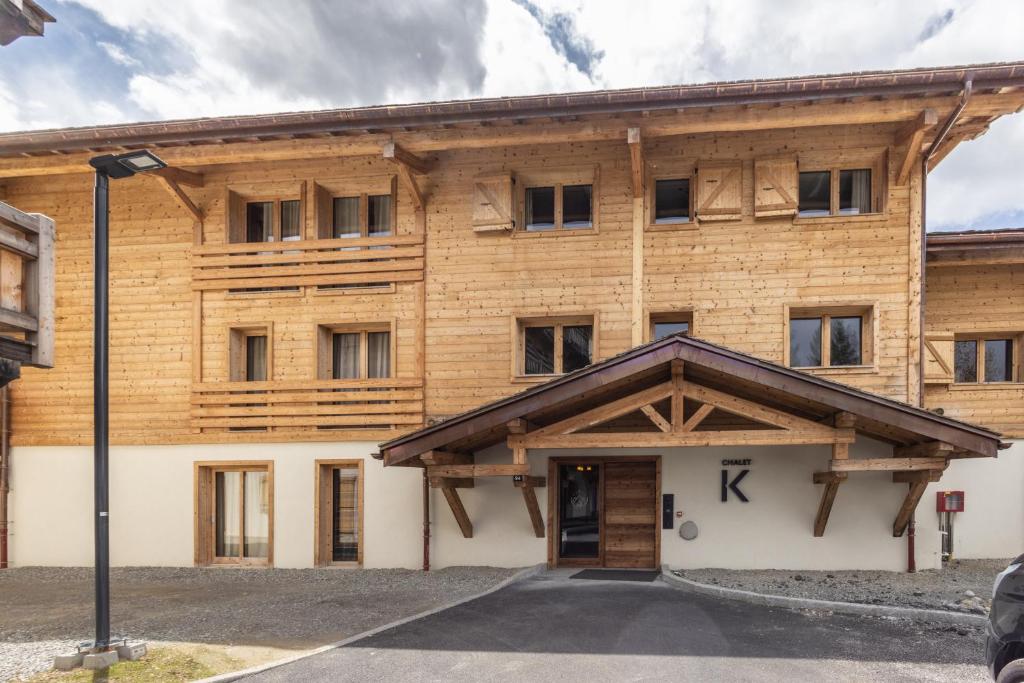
[422,468,430,571]
[905,78,973,574]
[0,386,9,569]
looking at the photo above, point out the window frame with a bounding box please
[227,323,273,382]
[953,334,1021,384]
[514,166,599,236]
[646,310,695,342]
[232,195,305,244]
[314,459,364,567]
[315,321,396,380]
[512,314,598,380]
[784,304,876,370]
[647,174,694,230]
[795,153,887,220]
[320,180,398,240]
[194,461,274,567]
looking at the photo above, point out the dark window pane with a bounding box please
[654,320,689,340]
[280,200,301,241]
[332,467,360,562]
[368,195,392,236]
[333,197,360,238]
[562,184,592,228]
[790,318,822,367]
[798,171,831,217]
[829,316,862,366]
[984,339,1013,382]
[524,326,555,374]
[954,340,977,383]
[215,471,241,558]
[525,187,555,231]
[562,325,593,373]
[839,169,872,215]
[367,331,391,378]
[246,202,273,242]
[654,178,690,224]
[246,335,267,381]
[559,464,599,558]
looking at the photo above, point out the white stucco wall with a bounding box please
[914,439,1024,564]
[9,442,423,569]
[429,438,933,572]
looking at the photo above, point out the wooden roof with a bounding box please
[0,0,54,46]
[1,61,1023,159]
[378,334,1004,465]
[927,227,1024,267]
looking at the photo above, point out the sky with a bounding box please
[1,0,1022,232]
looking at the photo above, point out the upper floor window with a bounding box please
[524,184,593,231]
[652,178,691,225]
[517,317,594,376]
[331,195,393,240]
[798,168,873,217]
[241,199,302,243]
[650,312,692,341]
[954,337,1017,383]
[229,325,271,381]
[787,306,873,368]
[317,325,392,380]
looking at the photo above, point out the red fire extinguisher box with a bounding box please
[937,490,965,513]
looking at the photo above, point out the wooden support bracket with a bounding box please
[519,483,545,538]
[429,477,474,488]
[441,487,473,538]
[153,166,204,187]
[153,176,203,223]
[627,127,644,198]
[893,475,930,537]
[640,404,671,432]
[894,109,938,186]
[681,403,713,432]
[513,476,547,488]
[383,142,430,211]
[812,471,847,537]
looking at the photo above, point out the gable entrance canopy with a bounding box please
[377,335,1004,541]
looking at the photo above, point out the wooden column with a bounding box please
[671,359,685,431]
[907,157,923,406]
[628,127,645,347]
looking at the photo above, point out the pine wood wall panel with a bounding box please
[924,264,1024,437]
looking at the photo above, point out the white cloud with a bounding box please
[98,41,140,68]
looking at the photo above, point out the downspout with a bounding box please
[0,385,9,569]
[422,468,430,571]
[906,78,973,573]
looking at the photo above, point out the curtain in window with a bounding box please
[332,333,360,379]
[842,169,872,214]
[243,471,269,559]
[367,195,392,237]
[215,471,241,558]
[246,202,273,242]
[280,200,302,241]
[246,335,267,381]
[367,331,391,378]
[333,197,360,238]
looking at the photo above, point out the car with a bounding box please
[987,553,1024,682]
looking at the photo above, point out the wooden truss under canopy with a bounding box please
[377,335,1005,542]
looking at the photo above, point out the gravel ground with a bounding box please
[676,558,1011,615]
[0,565,519,682]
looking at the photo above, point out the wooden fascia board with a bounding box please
[511,430,853,449]
[671,343,1001,457]
[6,92,1024,179]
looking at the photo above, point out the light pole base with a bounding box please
[83,650,119,670]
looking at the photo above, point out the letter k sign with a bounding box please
[721,469,750,503]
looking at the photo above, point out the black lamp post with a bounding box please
[86,150,166,650]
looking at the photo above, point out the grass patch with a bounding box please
[29,645,245,683]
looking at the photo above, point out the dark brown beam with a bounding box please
[429,477,474,488]
[441,488,473,538]
[812,472,846,537]
[893,478,929,537]
[519,485,545,537]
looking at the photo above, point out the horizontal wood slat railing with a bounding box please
[191,235,424,291]
[191,378,424,432]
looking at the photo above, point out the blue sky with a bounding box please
[2,0,1022,232]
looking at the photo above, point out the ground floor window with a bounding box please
[315,460,364,566]
[195,462,274,566]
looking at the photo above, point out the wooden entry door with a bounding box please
[550,457,659,569]
[603,461,658,568]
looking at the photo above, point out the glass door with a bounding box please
[332,466,360,562]
[558,463,601,561]
[213,469,270,564]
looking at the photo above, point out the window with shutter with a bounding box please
[472,174,515,233]
[923,333,955,385]
[753,157,798,217]
[695,161,742,221]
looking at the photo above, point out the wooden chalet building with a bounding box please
[0,62,1022,571]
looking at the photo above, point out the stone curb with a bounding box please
[194,564,546,683]
[660,568,987,627]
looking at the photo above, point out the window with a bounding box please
[524,184,593,231]
[649,312,693,341]
[317,325,392,380]
[798,167,874,216]
[315,460,363,566]
[517,317,594,376]
[787,307,873,368]
[229,326,271,382]
[954,336,1018,383]
[195,462,273,566]
[652,178,690,225]
[238,198,303,243]
[330,194,394,240]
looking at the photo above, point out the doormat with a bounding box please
[570,569,660,582]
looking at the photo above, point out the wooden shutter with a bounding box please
[313,183,334,239]
[472,174,515,233]
[924,332,954,385]
[226,189,246,243]
[695,161,742,221]
[753,157,798,217]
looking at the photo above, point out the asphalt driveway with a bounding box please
[243,571,990,682]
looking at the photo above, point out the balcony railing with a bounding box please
[191,235,424,291]
[191,378,424,435]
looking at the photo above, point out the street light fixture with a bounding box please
[86,150,166,652]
